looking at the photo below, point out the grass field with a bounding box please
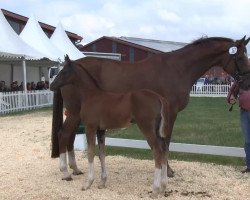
[105,97,245,166]
[106,97,243,147]
[1,97,245,166]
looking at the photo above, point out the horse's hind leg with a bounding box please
[67,132,83,175]
[82,126,96,190]
[96,130,107,189]
[59,115,80,181]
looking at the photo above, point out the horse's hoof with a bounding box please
[98,184,106,189]
[73,170,83,175]
[62,176,73,181]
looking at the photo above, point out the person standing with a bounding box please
[227,80,250,173]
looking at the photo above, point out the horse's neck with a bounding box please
[174,41,228,85]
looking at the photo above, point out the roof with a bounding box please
[0,10,45,59]
[19,14,64,61]
[81,36,187,53]
[1,8,82,42]
[50,22,85,60]
[119,36,187,52]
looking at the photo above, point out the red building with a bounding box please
[80,36,229,82]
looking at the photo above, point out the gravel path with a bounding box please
[0,111,249,200]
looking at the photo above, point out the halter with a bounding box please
[224,46,250,83]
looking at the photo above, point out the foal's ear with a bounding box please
[64,54,70,63]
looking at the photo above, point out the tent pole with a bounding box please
[22,57,27,93]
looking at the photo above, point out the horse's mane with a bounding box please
[190,36,234,46]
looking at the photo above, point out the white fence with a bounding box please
[0,90,53,114]
[190,83,231,97]
[74,134,245,158]
[0,84,231,115]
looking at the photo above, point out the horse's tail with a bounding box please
[158,97,170,138]
[51,89,63,158]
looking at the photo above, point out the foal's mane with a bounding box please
[73,61,102,90]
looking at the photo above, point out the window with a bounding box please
[129,47,135,63]
[112,41,117,53]
[92,44,96,52]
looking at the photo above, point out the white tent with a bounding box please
[0,10,45,59]
[20,14,64,61]
[50,22,85,60]
[0,10,57,92]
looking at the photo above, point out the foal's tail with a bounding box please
[51,89,63,158]
[158,97,170,138]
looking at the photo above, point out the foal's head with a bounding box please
[50,55,100,91]
[50,55,78,91]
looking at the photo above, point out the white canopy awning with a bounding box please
[0,10,46,59]
[19,14,64,61]
[50,22,85,60]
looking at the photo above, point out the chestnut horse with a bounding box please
[51,36,250,182]
[50,56,171,196]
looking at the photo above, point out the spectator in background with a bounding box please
[204,75,209,84]
[0,81,8,92]
[11,81,19,91]
[27,82,32,91]
[18,82,24,91]
[31,82,36,90]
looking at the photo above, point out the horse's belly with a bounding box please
[99,114,131,130]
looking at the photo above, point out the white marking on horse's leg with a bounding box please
[152,168,161,197]
[59,153,72,181]
[68,150,83,175]
[98,153,107,189]
[160,164,168,193]
[83,162,95,190]
[159,102,166,138]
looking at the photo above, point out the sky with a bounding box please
[0,0,250,46]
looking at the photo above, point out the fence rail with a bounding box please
[0,84,231,115]
[190,83,231,97]
[74,135,245,158]
[0,90,53,114]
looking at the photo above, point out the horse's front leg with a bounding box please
[59,115,80,181]
[97,130,107,189]
[82,127,96,190]
[67,131,83,175]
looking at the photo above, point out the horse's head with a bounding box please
[222,36,250,82]
[50,55,77,91]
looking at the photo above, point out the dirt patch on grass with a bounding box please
[0,111,249,199]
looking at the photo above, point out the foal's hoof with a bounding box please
[62,176,73,181]
[73,170,83,175]
[167,168,175,178]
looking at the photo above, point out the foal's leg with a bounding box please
[82,127,96,190]
[67,132,83,175]
[58,115,80,181]
[96,130,107,189]
[143,132,163,197]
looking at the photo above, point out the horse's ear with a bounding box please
[244,37,250,46]
[237,36,246,46]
